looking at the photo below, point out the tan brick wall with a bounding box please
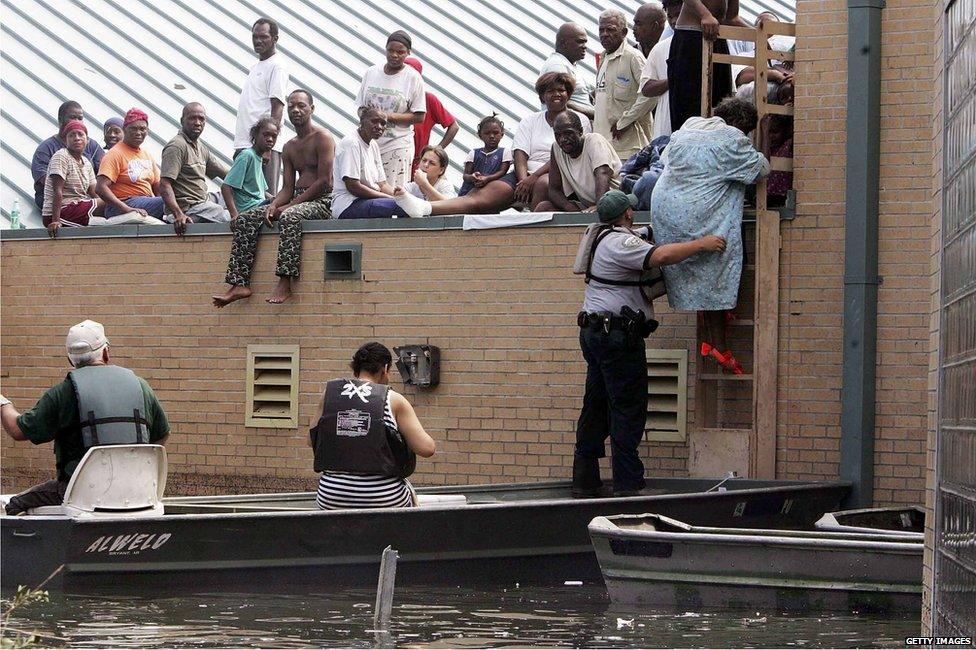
[1,3,939,504]
[788,0,936,505]
[0,225,698,495]
[922,0,945,635]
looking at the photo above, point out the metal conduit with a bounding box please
[840,0,884,507]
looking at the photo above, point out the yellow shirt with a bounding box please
[594,42,654,159]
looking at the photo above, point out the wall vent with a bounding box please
[645,348,688,442]
[324,243,362,279]
[245,345,300,428]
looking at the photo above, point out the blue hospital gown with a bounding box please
[650,117,769,311]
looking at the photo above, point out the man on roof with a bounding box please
[668,0,739,132]
[539,23,596,120]
[160,102,231,234]
[536,111,620,212]
[234,17,289,196]
[594,9,653,160]
[403,57,459,176]
[0,320,169,516]
[30,101,105,210]
[213,88,335,307]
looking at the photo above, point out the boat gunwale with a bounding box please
[1,480,850,524]
[588,517,924,553]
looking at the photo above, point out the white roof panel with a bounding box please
[0,0,795,228]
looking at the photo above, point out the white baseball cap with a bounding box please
[65,320,109,355]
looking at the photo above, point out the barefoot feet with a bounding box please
[266,277,293,304]
[212,285,252,308]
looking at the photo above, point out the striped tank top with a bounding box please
[315,391,413,510]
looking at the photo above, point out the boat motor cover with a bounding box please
[311,379,416,479]
[68,365,149,449]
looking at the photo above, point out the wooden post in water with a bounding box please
[373,546,398,631]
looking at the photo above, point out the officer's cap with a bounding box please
[597,190,638,223]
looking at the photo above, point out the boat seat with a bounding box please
[27,445,167,518]
[415,494,468,507]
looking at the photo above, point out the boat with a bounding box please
[814,506,924,537]
[1,445,849,592]
[589,513,923,612]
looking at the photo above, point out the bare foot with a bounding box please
[212,285,252,308]
[266,277,292,304]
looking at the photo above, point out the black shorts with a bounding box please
[667,28,733,133]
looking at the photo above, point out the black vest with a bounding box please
[310,379,416,479]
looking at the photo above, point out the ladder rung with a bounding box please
[699,373,754,381]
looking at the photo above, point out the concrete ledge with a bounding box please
[0,211,623,242]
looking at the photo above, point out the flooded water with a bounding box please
[4,584,919,648]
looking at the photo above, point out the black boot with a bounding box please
[571,456,603,498]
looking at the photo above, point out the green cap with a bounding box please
[597,190,638,223]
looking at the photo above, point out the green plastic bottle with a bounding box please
[9,199,20,229]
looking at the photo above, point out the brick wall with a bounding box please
[1,3,939,504]
[0,222,698,495]
[788,0,936,504]
[923,0,945,635]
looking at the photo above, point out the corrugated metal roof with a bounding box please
[0,0,794,228]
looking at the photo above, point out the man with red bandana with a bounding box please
[403,57,458,176]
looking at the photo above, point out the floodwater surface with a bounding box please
[3,584,920,648]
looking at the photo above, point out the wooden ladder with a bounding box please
[698,21,796,478]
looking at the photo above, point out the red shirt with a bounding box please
[412,92,456,173]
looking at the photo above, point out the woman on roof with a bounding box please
[512,72,594,210]
[393,73,594,218]
[356,30,427,189]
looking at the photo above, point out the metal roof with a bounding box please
[0,0,795,228]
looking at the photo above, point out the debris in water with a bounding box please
[743,616,768,626]
[617,618,634,629]
[564,580,582,586]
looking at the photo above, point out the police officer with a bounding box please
[573,190,726,497]
[0,320,169,515]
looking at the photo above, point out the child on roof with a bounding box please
[458,114,512,197]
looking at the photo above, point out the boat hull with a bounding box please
[589,513,922,612]
[1,478,848,592]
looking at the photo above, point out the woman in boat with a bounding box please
[310,342,436,510]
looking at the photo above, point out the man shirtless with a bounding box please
[668,0,739,132]
[213,89,335,306]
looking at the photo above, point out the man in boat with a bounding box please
[309,342,435,510]
[0,320,170,516]
[573,190,725,497]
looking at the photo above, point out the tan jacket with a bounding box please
[594,42,654,159]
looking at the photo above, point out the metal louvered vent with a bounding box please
[645,348,688,442]
[246,345,300,428]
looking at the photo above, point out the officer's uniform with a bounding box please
[574,191,656,496]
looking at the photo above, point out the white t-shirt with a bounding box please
[405,176,457,200]
[539,52,594,108]
[234,54,289,152]
[640,37,672,140]
[512,110,592,173]
[356,64,427,154]
[331,132,387,218]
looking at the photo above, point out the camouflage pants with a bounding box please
[224,195,332,286]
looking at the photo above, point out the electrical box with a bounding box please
[393,345,440,388]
